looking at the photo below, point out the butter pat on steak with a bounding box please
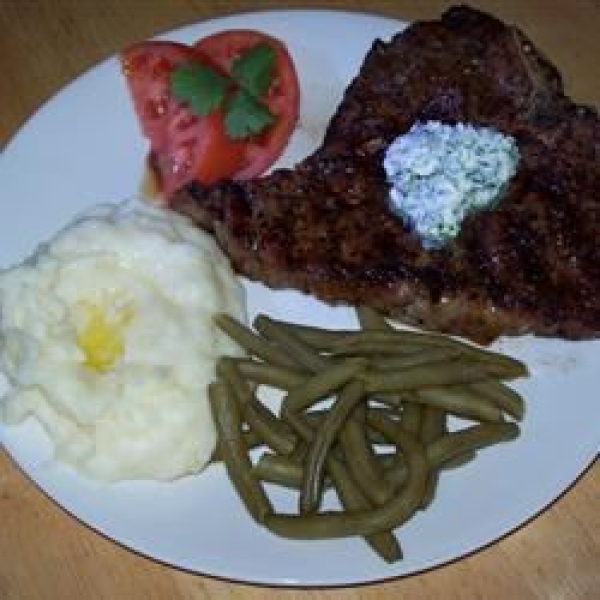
[171,6,600,344]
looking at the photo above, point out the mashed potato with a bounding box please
[0,199,245,481]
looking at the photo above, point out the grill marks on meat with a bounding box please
[171,6,600,343]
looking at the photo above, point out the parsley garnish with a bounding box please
[170,43,277,139]
[230,43,276,97]
[170,63,229,115]
[225,89,274,138]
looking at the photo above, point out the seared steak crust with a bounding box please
[171,6,600,343]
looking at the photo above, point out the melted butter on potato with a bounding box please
[76,300,134,371]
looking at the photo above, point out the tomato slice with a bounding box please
[194,29,300,179]
[121,41,194,150]
[121,41,248,196]
[121,30,300,198]
[153,108,247,195]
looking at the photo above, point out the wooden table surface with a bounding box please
[1,1,598,598]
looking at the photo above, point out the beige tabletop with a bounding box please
[1,1,598,598]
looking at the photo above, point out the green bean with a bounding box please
[368,412,486,484]
[218,358,297,454]
[414,387,503,422]
[418,406,446,509]
[264,431,429,539]
[367,409,402,444]
[420,406,447,444]
[382,455,409,489]
[300,380,365,513]
[367,404,403,424]
[254,453,309,489]
[356,305,390,330]
[211,428,264,462]
[305,407,395,446]
[422,417,447,454]
[363,451,409,490]
[331,329,436,348]
[214,313,298,369]
[363,360,511,395]
[468,380,525,421]
[374,346,463,370]
[459,343,529,377]
[332,330,528,378]
[255,318,351,350]
[339,404,395,505]
[375,452,399,470]
[288,439,310,464]
[230,358,307,390]
[325,455,402,562]
[281,357,368,415]
[442,341,526,377]
[369,409,518,466]
[253,314,330,373]
[376,385,502,424]
[440,449,477,470]
[281,402,401,561]
[329,340,430,357]
[426,422,520,466]
[209,382,273,524]
[265,318,527,379]
[361,416,410,488]
[399,394,422,435]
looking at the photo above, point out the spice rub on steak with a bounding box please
[171,5,600,344]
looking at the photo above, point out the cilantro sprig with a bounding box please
[170,63,229,116]
[231,43,276,97]
[225,89,275,139]
[170,43,277,139]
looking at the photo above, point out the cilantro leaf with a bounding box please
[169,45,278,141]
[224,89,274,139]
[170,62,229,115]
[230,43,276,97]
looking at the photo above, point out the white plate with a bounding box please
[0,9,598,587]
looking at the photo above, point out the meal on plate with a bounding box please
[0,3,593,566]
[0,200,245,481]
[165,6,599,344]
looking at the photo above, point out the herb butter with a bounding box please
[383,121,520,248]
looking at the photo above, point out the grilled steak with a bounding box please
[171,5,600,343]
